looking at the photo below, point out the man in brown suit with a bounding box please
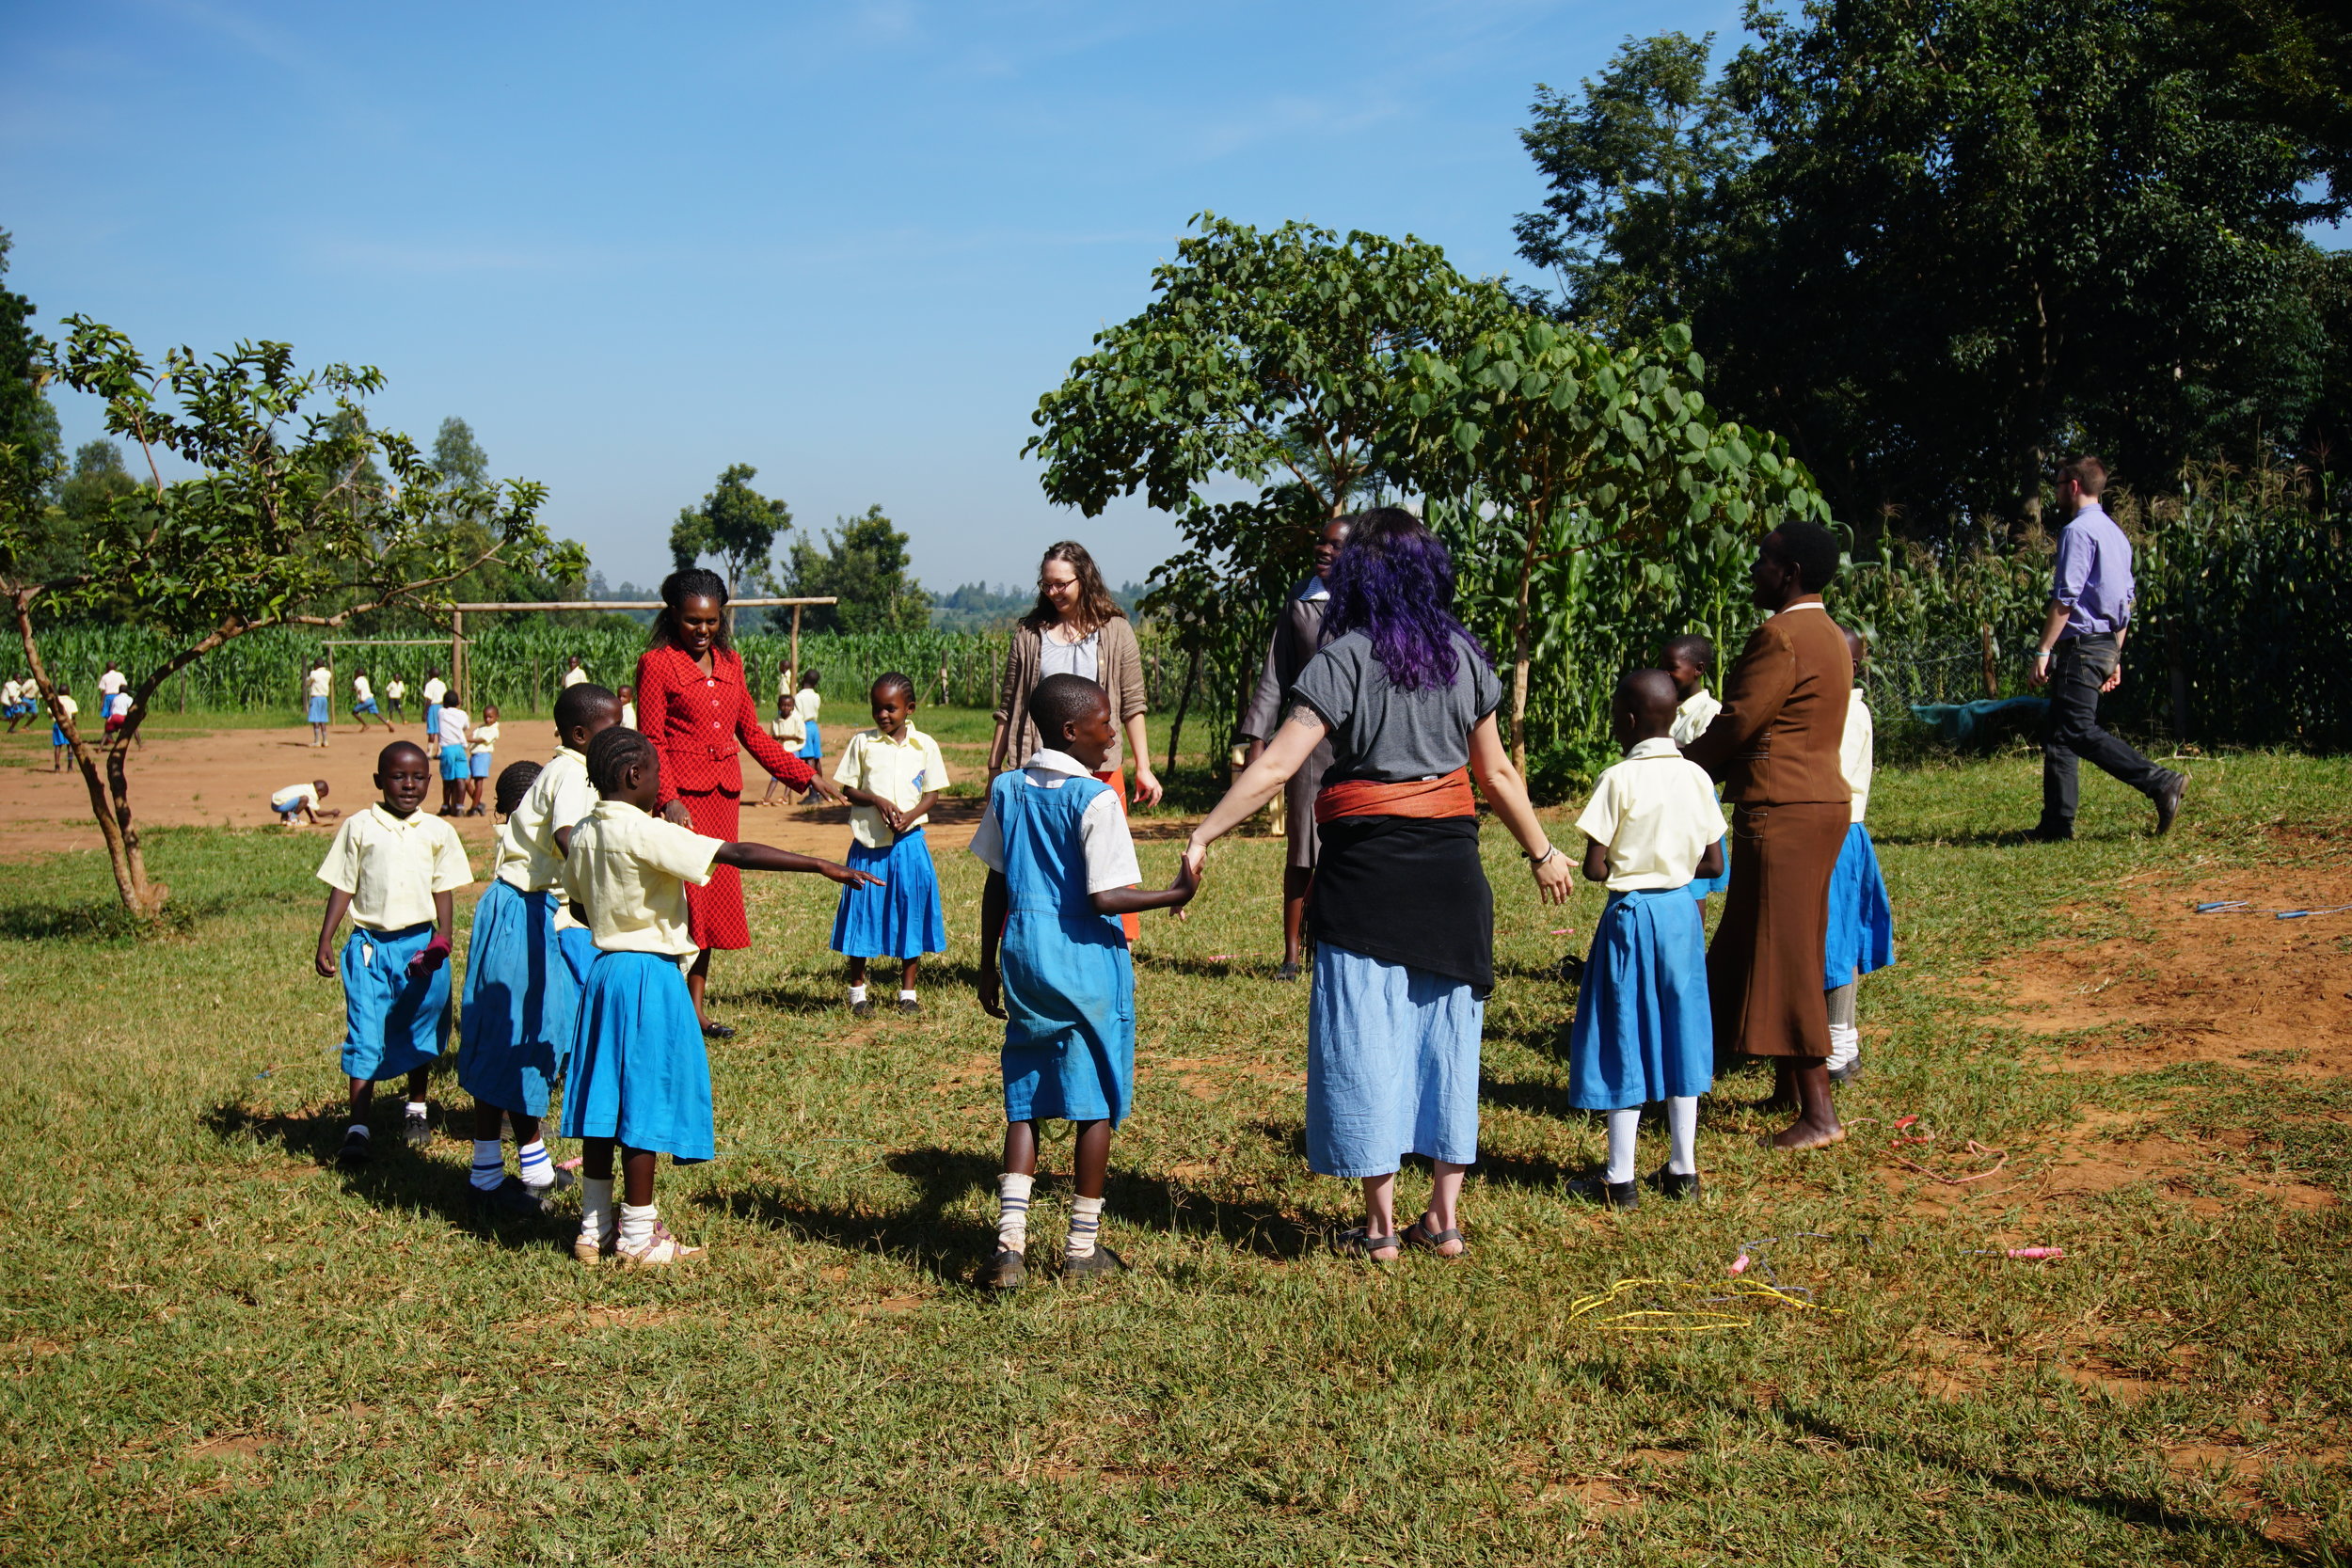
[1685,519,1854,1150]
[1239,514,1349,980]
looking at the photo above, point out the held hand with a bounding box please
[660,800,692,827]
[977,968,1006,1020]
[313,945,336,979]
[1181,837,1208,884]
[1534,852,1575,906]
[1132,767,1165,808]
[822,862,885,890]
[406,937,453,977]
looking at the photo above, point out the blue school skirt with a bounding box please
[560,950,713,1161]
[798,723,822,762]
[556,923,597,989]
[1306,943,1484,1178]
[1823,822,1896,989]
[340,922,451,1083]
[439,743,468,781]
[1568,888,1713,1109]
[830,830,946,960]
[49,721,67,746]
[423,702,442,737]
[308,695,329,724]
[1000,923,1135,1129]
[456,882,577,1117]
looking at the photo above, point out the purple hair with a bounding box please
[1322,507,1489,690]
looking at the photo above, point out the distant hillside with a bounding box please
[930,580,1144,632]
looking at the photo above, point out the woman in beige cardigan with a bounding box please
[988,541,1164,806]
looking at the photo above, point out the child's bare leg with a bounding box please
[687,948,712,1025]
[620,1145,657,1207]
[1769,1061,1844,1151]
[347,1077,373,1123]
[404,1068,430,1108]
[847,957,868,989]
[1001,1119,1040,1179]
[583,1138,615,1181]
[982,1122,1041,1282]
[1410,1161,1469,1256]
[1071,1119,1111,1199]
[471,1101,505,1140]
[898,957,920,993]
[1358,1173,1400,1259]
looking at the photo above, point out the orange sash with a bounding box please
[1315,767,1476,825]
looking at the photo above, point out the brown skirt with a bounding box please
[1707,800,1848,1060]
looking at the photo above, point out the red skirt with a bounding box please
[680,789,749,951]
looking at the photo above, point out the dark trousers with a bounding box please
[2039,634,2170,834]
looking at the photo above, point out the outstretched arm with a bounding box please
[1184,707,1326,877]
[1468,714,1573,905]
[715,840,882,888]
[1090,855,1199,916]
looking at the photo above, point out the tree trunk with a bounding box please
[1166,641,1203,779]
[12,598,164,918]
[1508,521,1540,772]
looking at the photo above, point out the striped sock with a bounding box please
[516,1139,554,1192]
[995,1173,1033,1254]
[1066,1196,1104,1260]
[469,1139,505,1192]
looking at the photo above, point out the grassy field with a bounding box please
[2,747,2348,1563]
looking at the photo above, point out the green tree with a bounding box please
[0,230,64,566]
[671,462,791,594]
[0,320,573,918]
[785,505,930,634]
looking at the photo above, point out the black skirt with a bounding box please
[1307,816,1494,995]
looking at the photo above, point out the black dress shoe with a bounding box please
[978,1248,1026,1291]
[469,1175,550,1219]
[1645,1166,1702,1202]
[1565,1175,1640,1211]
[700,1020,736,1039]
[2153,771,2187,835]
[2025,825,2074,843]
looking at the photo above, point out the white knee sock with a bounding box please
[1605,1108,1640,1185]
[469,1138,505,1192]
[1666,1096,1698,1176]
[580,1178,615,1243]
[996,1173,1033,1253]
[516,1138,554,1192]
[1825,983,1860,1070]
[1066,1195,1104,1260]
[618,1202,658,1252]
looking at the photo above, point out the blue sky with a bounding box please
[6,0,1734,592]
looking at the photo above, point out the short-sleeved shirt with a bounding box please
[469,721,500,757]
[1,680,18,704]
[567,798,723,957]
[98,670,126,697]
[793,689,821,726]
[353,675,373,703]
[834,724,950,848]
[422,678,447,705]
[53,694,77,721]
[315,803,471,931]
[271,782,319,814]
[306,667,332,699]
[620,702,637,731]
[1670,689,1721,748]
[489,818,532,883]
[437,706,469,750]
[386,679,406,700]
[562,666,588,688]
[1841,689,1874,824]
[1574,738,1729,892]
[968,748,1140,894]
[506,747,597,911]
[1290,629,1502,784]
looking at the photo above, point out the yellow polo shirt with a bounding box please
[1574,738,1728,892]
[489,818,532,884]
[316,804,472,931]
[833,724,949,848]
[504,748,597,920]
[567,799,721,957]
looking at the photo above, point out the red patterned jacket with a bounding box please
[635,643,817,803]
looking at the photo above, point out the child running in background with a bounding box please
[563,726,878,1267]
[352,670,390,732]
[1824,626,1895,1085]
[97,662,126,724]
[830,673,949,1016]
[305,659,334,748]
[971,674,1200,1290]
[456,759,579,1219]
[466,704,501,816]
[49,689,77,770]
[272,779,337,827]
[1565,670,1726,1210]
[313,740,472,1166]
[1661,633,1730,901]
[435,690,471,816]
[421,669,447,745]
[3,673,34,732]
[384,674,406,727]
[103,688,132,742]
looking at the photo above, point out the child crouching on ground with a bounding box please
[455,760,578,1219]
[831,672,948,1016]
[971,674,1199,1290]
[273,779,337,827]
[562,726,880,1267]
[1565,671,1726,1210]
[1825,626,1895,1084]
[314,740,473,1166]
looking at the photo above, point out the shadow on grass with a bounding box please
[200,1099,574,1253]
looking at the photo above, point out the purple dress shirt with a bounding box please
[2051,503,2135,640]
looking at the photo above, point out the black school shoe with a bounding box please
[402,1109,433,1148]
[1645,1166,1702,1203]
[1565,1175,1640,1211]
[337,1127,373,1168]
[469,1175,550,1220]
[978,1248,1026,1291]
[2153,771,2188,835]
[1059,1244,1128,1281]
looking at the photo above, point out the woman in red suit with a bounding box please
[637,568,841,1037]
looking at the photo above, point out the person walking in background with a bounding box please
[304,658,334,748]
[436,689,471,816]
[634,568,840,1037]
[421,668,447,748]
[384,673,407,727]
[1685,521,1854,1153]
[1237,514,1349,982]
[48,687,77,770]
[466,704,501,816]
[2026,456,2187,841]
[562,655,588,689]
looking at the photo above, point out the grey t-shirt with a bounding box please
[1291,629,1502,784]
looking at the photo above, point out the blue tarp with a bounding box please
[1908,697,2049,748]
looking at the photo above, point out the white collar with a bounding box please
[1625,737,1682,760]
[1677,689,1713,712]
[593,797,651,820]
[371,803,428,831]
[1770,597,1826,618]
[1025,749,1094,778]
[1299,576,1329,602]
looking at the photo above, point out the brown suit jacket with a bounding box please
[1685,600,1853,804]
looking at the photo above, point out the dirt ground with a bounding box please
[0,721,1004,862]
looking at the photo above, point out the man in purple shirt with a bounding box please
[2026,456,2185,839]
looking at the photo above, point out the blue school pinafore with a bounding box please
[992,770,1135,1126]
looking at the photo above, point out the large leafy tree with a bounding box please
[0,320,574,918]
[671,462,791,594]
[785,505,930,634]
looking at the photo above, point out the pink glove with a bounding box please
[406,937,452,977]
